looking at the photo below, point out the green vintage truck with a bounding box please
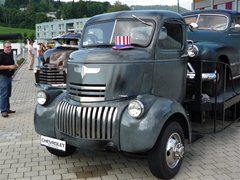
[34,10,240,179]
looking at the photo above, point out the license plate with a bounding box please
[40,136,66,151]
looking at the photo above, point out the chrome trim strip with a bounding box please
[79,97,105,102]
[187,72,216,81]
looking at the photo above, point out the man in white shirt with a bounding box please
[28,40,35,70]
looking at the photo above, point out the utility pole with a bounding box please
[177,0,179,13]
[211,0,214,9]
[192,0,195,10]
[235,0,238,12]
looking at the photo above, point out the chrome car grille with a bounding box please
[68,83,106,102]
[56,101,118,140]
[39,65,66,84]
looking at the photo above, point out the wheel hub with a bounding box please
[166,132,184,168]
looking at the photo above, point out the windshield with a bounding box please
[82,19,154,47]
[54,38,79,47]
[184,14,229,31]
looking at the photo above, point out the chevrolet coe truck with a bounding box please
[34,10,240,179]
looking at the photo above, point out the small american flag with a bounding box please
[115,36,130,45]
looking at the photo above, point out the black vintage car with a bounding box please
[183,10,240,96]
[34,32,81,88]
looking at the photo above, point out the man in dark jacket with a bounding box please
[0,41,18,117]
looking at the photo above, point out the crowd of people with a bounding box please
[27,40,47,70]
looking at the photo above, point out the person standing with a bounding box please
[37,43,46,66]
[0,41,18,117]
[28,40,35,70]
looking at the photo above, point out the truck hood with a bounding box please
[67,48,153,102]
[44,47,78,67]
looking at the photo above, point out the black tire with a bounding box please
[148,122,185,179]
[203,64,225,96]
[46,144,76,157]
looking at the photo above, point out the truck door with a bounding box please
[153,21,187,102]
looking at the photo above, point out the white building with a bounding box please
[193,0,240,11]
[36,17,89,41]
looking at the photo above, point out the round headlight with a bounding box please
[37,91,48,105]
[128,100,144,118]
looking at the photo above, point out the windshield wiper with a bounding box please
[132,14,152,26]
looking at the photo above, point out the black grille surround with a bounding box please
[38,64,66,85]
[56,101,118,140]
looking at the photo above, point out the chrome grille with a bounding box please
[56,101,118,140]
[68,83,106,101]
[39,65,66,84]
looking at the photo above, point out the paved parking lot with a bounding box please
[1,61,240,180]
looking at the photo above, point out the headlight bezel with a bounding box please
[128,100,145,119]
[37,91,48,105]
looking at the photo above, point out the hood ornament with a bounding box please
[74,65,100,79]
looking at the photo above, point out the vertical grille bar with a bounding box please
[97,107,103,139]
[107,107,114,139]
[112,108,118,136]
[91,107,97,139]
[81,107,87,138]
[87,107,92,138]
[76,107,81,137]
[102,107,109,139]
[71,106,77,136]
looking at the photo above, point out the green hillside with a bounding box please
[0,26,35,40]
[0,26,34,34]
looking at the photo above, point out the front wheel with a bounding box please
[148,121,184,179]
[46,144,76,157]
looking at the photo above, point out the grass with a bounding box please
[0,26,35,36]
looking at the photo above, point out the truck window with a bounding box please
[158,22,183,50]
[82,19,154,47]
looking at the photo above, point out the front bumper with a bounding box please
[187,72,216,81]
[187,62,216,81]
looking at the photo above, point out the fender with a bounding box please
[190,41,239,74]
[119,95,191,153]
[194,41,239,62]
[34,88,65,137]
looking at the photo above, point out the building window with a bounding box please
[226,2,232,10]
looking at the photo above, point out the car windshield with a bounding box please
[53,33,81,47]
[82,19,154,47]
[184,14,228,31]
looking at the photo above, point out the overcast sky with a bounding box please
[59,0,192,10]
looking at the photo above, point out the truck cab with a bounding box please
[34,10,192,179]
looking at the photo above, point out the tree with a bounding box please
[108,1,130,12]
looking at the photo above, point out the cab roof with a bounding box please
[86,10,184,24]
[182,9,240,17]
[52,32,81,40]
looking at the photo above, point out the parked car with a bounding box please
[182,9,240,96]
[34,32,81,88]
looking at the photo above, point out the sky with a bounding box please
[59,0,192,10]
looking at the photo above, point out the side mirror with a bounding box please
[231,24,240,30]
[189,22,198,32]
